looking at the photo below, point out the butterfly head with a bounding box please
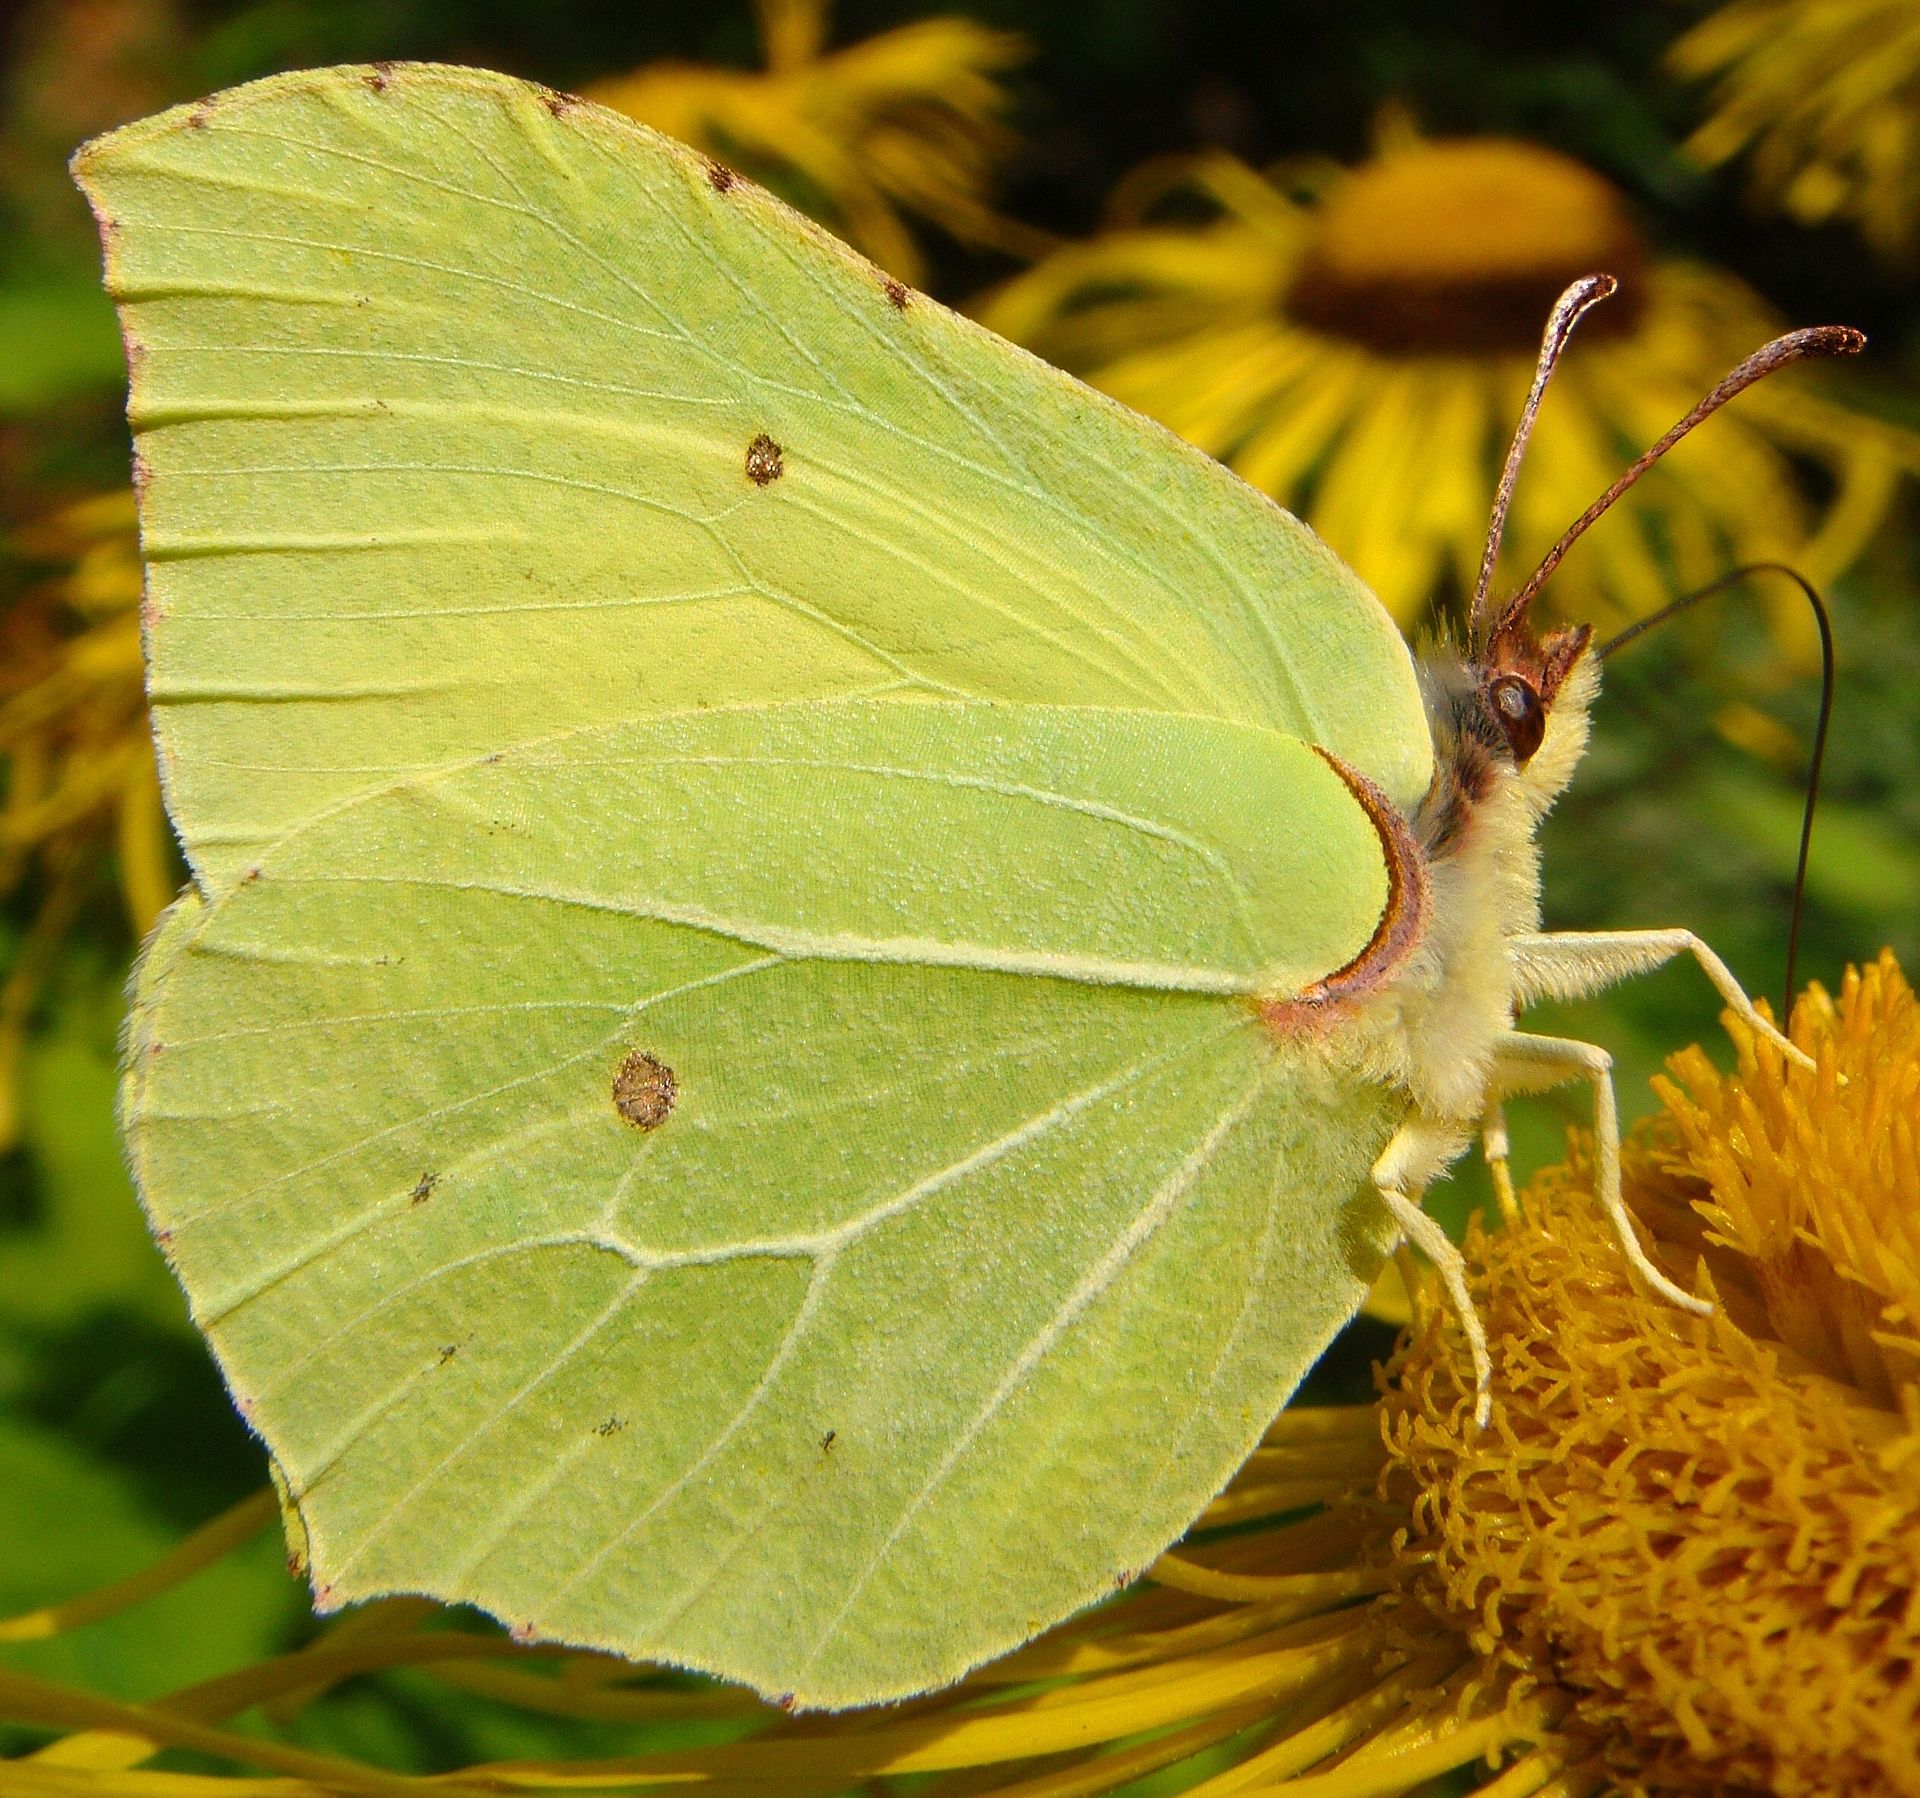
[1416,600,1595,854]
[1418,277,1863,854]
[1476,592,1595,806]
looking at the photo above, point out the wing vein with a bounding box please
[284,873,1264,993]
[793,1058,1279,1675]
[322,1272,649,1585]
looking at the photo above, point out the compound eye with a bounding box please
[1488,673,1546,764]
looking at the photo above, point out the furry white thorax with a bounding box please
[1326,651,1599,1180]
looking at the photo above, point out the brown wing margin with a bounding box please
[1258,746,1430,1034]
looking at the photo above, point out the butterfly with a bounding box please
[77,62,1827,1707]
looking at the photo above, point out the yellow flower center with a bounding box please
[1382,954,1920,1796]
[1287,138,1647,355]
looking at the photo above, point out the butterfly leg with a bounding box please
[1490,1030,1713,1319]
[1480,1100,1519,1225]
[1507,928,1812,1069]
[1371,1118,1493,1427]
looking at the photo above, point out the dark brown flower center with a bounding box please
[1286,139,1647,356]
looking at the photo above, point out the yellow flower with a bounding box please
[979,132,1916,635]
[587,0,1048,289]
[0,490,169,1151]
[1672,0,1920,266]
[1389,949,1920,1795]
[8,957,1914,1793]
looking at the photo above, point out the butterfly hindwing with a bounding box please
[123,700,1403,1702]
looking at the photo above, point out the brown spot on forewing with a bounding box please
[1260,747,1430,1036]
[744,433,784,486]
[882,276,911,310]
[613,1050,677,1129]
[707,160,739,193]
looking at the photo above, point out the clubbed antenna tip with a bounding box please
[1470,273,1620,644]
[1493,324,1866,637]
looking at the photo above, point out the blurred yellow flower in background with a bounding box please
[7,955,1914,1794]
[0,490,167,1153]
[981,128,1917,634]
[588,0,1048,288]
[1672,0,1920,266]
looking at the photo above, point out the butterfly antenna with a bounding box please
[1600,562,1835,1023]
[1491,326,1865,643]
[1470,273,1619,645]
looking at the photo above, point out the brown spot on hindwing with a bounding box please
[744,433,784,486]
[1260,747,1430,1035]
[613,1051,677,1130]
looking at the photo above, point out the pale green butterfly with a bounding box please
[75,63,1822,1708]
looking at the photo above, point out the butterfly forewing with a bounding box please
[75,63,1429,894]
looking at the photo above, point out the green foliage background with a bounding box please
[1,0,1914,1773]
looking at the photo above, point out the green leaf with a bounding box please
[1708,773,1920,927]
[0,972,184,1335]
[0,280,127,413]
[0,1418,294,1710]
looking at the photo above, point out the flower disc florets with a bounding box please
[1382,952,1920,1797]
